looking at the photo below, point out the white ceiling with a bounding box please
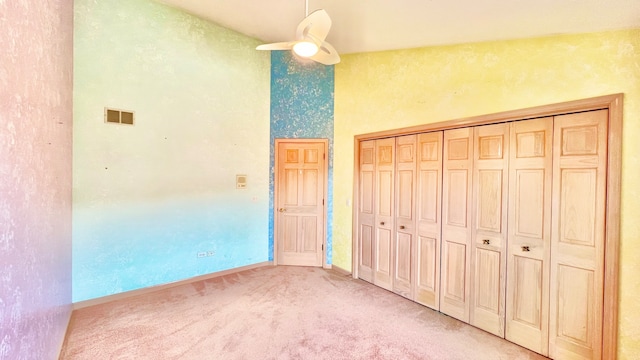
[158,0,640,55]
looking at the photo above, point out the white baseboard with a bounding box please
[330,264,352,276]
[72,261,274,310]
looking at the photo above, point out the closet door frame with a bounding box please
[351,93,622,359]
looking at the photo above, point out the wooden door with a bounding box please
[275,140,327,267]
[505,117,553,355]
[374,138,395,290]
[393,135,417,299]
[358,140,376,282]
[440,128,474,322]
[415,131,443,309]
[470,123,509,337]
[549,110,608,360]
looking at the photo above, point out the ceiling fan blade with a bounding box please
[296,9,332,42]
[256,42,294,51]
[309,41,340,65]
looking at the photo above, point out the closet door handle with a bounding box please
[380,221,385,225]
[483,239,490,245]
[521,246,530,252]
[399,225,405,230]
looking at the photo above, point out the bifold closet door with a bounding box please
[470,123,509,337]
[414,132,443,309]
[357,140,376,283]
[373,138,395,291]
[549,110,608,360]
[393,135,417,299]
[505,117,553,356]
[440,128,474,322]
[355,107,611,360]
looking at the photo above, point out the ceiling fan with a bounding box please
[256,1,340,65]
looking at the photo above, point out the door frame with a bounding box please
[274,138,329,268]
[351,93,623,359]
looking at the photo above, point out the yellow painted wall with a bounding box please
[333,29,640,358]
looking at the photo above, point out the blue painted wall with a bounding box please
[269,51,335,264]
[73,0,271,302]
[73,1,335,302]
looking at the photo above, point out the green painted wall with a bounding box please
[333,29,640,358]
[73,0,270,301]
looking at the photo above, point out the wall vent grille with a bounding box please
[105,107,135,125]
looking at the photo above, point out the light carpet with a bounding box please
[60,266,547,359]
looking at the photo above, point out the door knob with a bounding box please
[483,239,490,245]
[278,208,286,212]
[380,221,385,225]
[521,246,530,252]
[399,225,405,230]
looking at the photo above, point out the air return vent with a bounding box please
[105,107,135,125]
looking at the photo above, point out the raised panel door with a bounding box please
[415,131,443,309]
[358,140,376,282]
[550,110,608,360]
[470,123,509,337]
[374,138,395,290]
[394,135,417,299]
[505,117,553,355]
[441,128,473,322]
[276,141,326,267]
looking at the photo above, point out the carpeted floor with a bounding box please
[60,266,547,359]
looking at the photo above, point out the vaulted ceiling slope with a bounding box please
[158,0,640,55]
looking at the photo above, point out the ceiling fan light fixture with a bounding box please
[256,8,339,65]
[293,41,319,57]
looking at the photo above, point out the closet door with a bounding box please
[505,117,553,355]
[393,135,417,299]
[374,138,395,291]
[470,123,509,337]
[440,128,474,322]
[549,110,608,360]
[358,140,376,283]
[415,132,443,309]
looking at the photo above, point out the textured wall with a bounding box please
[0,0,73,358]
[73,0,270,302]
[333,29,640,358]
[269,51,335,265]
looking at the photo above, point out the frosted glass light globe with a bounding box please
[293,41,319,57]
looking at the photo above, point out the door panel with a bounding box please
[475,248,501,312]
[302,170,318,205]
[302,216,317,251]
[444,241,467,302]
[394,135,416,299]
[446,170,469,227]
[415,131,443,309]
[276,141,326,267]
[471,123,509,337]
[374,138,395,290]
[506,117,553,355]
[512,256,543,327]
[441,128,473,322]
[360,225,373,268]
[358,140,375,282]
[417,236,437,303]
[395,233,412,285]
[550,110,607,360]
